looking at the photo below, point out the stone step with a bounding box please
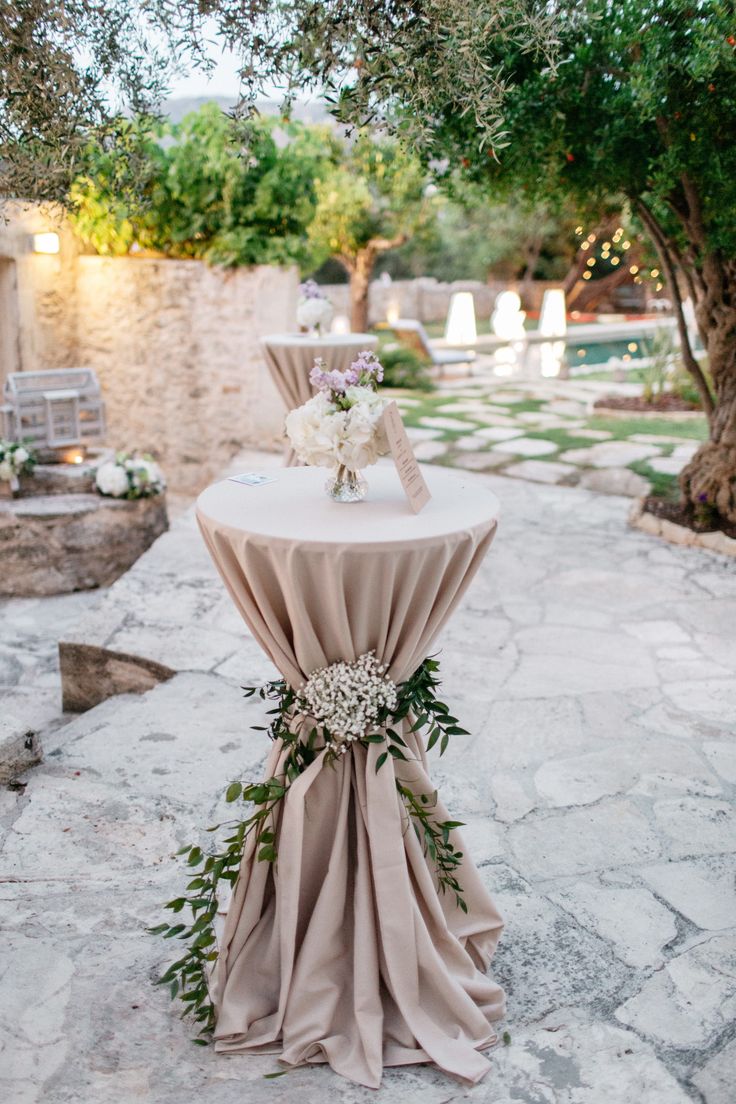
[58,450,280,713]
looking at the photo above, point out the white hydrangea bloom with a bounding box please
[296,296,333,331]
[285,389,389,471]
[95,461,130,498]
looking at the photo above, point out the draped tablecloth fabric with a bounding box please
[196,465,505,1088]
[261,333,378,466]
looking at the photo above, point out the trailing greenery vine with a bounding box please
[149,655,469,1040]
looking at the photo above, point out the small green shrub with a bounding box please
[380,346,434,391]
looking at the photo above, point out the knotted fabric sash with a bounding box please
[197,509,505,1087]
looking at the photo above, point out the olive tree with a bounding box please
[307,134,436,332]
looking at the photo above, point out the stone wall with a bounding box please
[0,202,79,384]
[73,258,296,492]
[0,206,298,494]
[321,277,562,326]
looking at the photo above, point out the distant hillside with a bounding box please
[163,96,332,124]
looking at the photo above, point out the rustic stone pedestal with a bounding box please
[0,492,168,596]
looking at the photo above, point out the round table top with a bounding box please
[196,464,500,551]
[261,332,378,350]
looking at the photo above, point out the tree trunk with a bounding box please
[349,249,374,333]
[678,257,736,523]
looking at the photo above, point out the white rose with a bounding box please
[95,461,130,497]
[0,459,12,482]
[13,447,29,468]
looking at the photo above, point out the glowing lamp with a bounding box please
[32,232,60,254]
[331,314,350,334]
[539,289,567,339]
[444,292,477,345]
[386,300,400,325]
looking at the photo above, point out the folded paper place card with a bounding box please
[228,472,278,487]
[382,400,431,514]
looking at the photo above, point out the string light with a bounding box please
[587,233,596,243]
[611,257,620,266]
[575,225,583,234]
[583,271,592,280]
[602,241,611,250]
[587,257,596,266]
[650,269,659,277]
[656,281,663,291]
[627,342,638,352]
[630,265,639,274]
[581,241,590,250]
[622,240,631,249]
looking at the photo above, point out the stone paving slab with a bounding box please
[2,467,735,1102]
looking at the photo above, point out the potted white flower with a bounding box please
[95,453,166,500]
[0,440,36,497]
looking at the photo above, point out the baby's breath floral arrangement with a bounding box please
[0,439,36,493]
[296,279,333,335]
[95,452,166,500]
[285,351,389,501]
[150,654,469,1039]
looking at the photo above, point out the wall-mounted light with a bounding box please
[32,232,60,254]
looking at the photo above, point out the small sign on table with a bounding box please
[383,400,431,514]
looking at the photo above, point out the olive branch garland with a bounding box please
[148,656,469,1041]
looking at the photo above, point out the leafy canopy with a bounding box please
[307,134,436,265]
[441,1,736,259]
[70,106,333,268]
[0,0,555,202]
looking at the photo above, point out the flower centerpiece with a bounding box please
[296,279,333,336]
[285,350,389,502]
[95,452,166,500]
[0,440,36,496]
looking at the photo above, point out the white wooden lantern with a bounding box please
[1,368,106,452]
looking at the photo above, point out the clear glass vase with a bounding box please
[325,465,368,503]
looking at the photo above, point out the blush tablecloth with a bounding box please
[195,464,505,1088]
[261,333,378,465]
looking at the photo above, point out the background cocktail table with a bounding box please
[196,464,505,1088]
[261,333,378,464]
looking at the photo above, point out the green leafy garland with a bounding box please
[149,656,469,1041]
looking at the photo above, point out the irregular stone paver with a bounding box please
[615,933,736,1047]
[451,451,512,470]
[404,426,443,441]
[2,467,735,1103]
[411,440,448,461]
[419,414,478,431]
[491,436,559,457]
[648,455,688,475]
[504,459,579,484]
[474,426,525,441]
[561,440,662,467]
[580,467,651,497]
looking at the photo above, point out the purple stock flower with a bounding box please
[299,279,325,300]
[698,492,709,503]
[309,350,385,397]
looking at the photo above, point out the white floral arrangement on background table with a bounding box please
[285,350,389,501]
[0,439,36,495]
[95,453,166,500]
[296,279,333,335]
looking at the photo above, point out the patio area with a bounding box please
[1,458,734,1104]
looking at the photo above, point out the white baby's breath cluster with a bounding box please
[300,652,398,755]
[95,453,166,500]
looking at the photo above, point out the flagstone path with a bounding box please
[1,459,735,1104]
[396,375,708,501]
